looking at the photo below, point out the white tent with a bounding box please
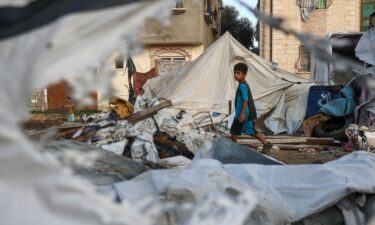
[144,32,314,134]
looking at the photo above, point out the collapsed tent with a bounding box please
[144,32,314,134]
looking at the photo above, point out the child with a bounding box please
[64,97,75,122]
[230,63,273,153]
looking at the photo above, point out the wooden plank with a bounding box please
[275,144,335,151]
[306,137,335,145]
[237,137,334,145]
[238,138,308,145]
[240,143,338,151]
[225,135,307,139]
[125,100,172,124]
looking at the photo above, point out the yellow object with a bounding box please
[109,97,134,119]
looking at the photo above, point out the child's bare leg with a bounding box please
[231,134,238,143]
[254,133,268,145]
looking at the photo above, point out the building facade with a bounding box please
[259,0,365,77]
[31,0,222,112]
[100,0,223,107]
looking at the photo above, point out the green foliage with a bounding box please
[221,5,256,52]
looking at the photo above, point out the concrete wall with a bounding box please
[98,0,221,109]
[97,44,205,109]
[259,0,361,77]
[141,0,220,48]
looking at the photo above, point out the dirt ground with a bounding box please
[266,149,345,164]
[24,112,346,165]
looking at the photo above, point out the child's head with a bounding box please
[233,63,248,82]
[370,11,375,28]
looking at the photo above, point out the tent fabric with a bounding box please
[310,35,334,85]
[106,150,375,225]
[0,1,174,224]
[311,32,364,85]
[144,32,314,134]
[355,28,375,66]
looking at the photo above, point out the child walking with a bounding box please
[230,63,273,153]
[64,97,75,122]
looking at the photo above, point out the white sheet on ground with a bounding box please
[110,151,375,225]
[144,32,314,134]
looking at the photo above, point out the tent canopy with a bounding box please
[144,32,314,134]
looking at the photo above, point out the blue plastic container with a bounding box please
[306,85,341,118]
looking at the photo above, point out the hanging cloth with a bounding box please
[299,0,319,21]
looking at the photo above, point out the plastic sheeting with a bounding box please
[144,32,314,134]
[106,150,375,225]
[0,1,174,224]
[320,86,355,117]
[355,28,375,66]
[311,32,364,85]
[195,137,283,165]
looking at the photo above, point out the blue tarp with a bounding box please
[320,87,355,117]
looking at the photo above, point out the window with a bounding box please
[361,0,375,31]
[156,57,187,75]
[299,46,311,72]
[173,0,184,8]
[171,0,185,14]
[316,0,326,9]
[115,56,124,69]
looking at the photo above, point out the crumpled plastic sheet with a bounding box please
[195,137,283,165]
[101,139,128,155]
[102,159,260,225]
[102,151,375,225]
[131,131,159,165]
[176,131,216,154]
[0,0,175,224]
[158,156,191,169]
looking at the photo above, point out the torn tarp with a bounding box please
[104,151,375,225]
[355,28,375,66]
[43,140,147,185]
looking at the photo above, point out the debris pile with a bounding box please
[51,97,219,169]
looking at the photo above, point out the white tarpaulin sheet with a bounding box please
[0,1,173,224]
[144,32,314,134]
[108,149,375,225]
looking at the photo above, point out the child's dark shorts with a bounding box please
[230,119,257,136]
